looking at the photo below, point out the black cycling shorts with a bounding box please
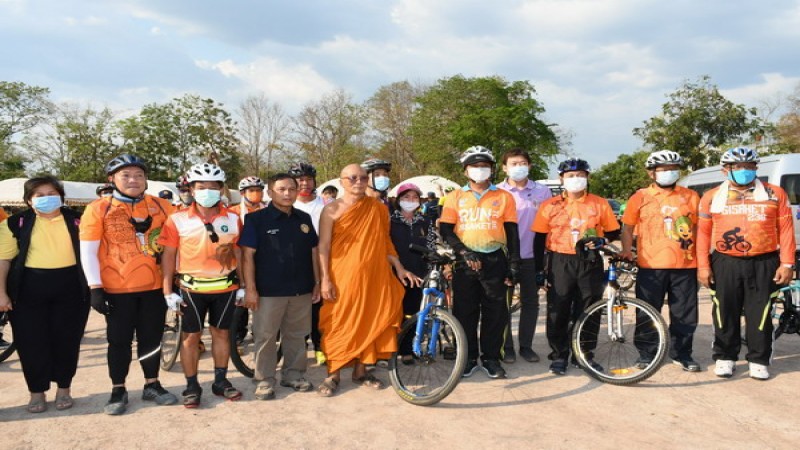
[180,289,236,333]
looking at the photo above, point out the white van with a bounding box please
[678,153,800,253]
[535,179,563,197]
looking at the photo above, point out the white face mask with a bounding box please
[655,170,680,187]
[562,176,587,193]
[507,165,529,181]
[398,200,420,212]
[373,176,390,192]
[467,167,491,183]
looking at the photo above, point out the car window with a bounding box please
[780,174,800,205]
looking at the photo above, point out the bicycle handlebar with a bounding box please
[409,244,455,265]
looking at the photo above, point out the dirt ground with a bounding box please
[1,289,799,450]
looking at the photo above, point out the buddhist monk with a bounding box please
[316,164,421,396]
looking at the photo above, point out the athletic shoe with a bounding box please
[103,387,128,416]
[748,362,769,380]
[481,359,507,379]
[502,348,516,364]
[672,358,701,372]
[254,383,275,400]
[635,356,653,370]
[462,359,479,378]
[211,379,242,400]
[549,359,567,376]
[280,378,313,392]
[519,347,540,363]
[714,360,735,378]
[141,381,178,405]
[585,359,604,373]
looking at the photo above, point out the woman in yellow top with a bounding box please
[0,176,90,413]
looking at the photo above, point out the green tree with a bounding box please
[633,75,764,170]
[588,151,652,200]
[410,75,559,181]
[0,81,54,175]
[0,141,27,179]
[770,83,800,154]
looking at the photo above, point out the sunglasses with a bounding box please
[204,223,219,244]
[341,175,369,184]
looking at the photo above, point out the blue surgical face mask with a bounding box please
[373,176,390,192]
[728,169,757,186]
[32,195,62,214]
[507,165,530,181]
[193,189,221,207]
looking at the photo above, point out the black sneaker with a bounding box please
[462,359,479,378]
[502,348,516,364]
[549,359,567,376]
[142,381,178,405]
[103,387,128,415]
[519,347,540,363]
[672,358,701,372]
[481,359,507,379]
[211,379,243,401]
[586,359,604,373]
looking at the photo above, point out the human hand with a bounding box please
[321,277,337,302]
[618,249,634,261]
[164,292,184,312]
[235,288,246,305]
[697,268,715,289]
[0,293,12,312]
[774,266,794,285]
[244,289,259,311]
[397,268,423,288]
[461,250,481,272]
[90,288,113,315]
[505,261,521,286]
[312,284,322,304]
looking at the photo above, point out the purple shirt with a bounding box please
[498,179,552,259]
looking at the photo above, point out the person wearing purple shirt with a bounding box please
[497,148,553,363]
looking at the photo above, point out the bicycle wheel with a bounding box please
[389,308,467,406]
[572,296,668,385]
[160,309,182,371]
[0,313,15,363]
[229,306,255,378]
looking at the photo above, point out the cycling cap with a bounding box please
[645,150,684,169]
[238,176,264,191]
[459,146,495,167]
[557,158,591,174]
[186,163,226,183]
[396,183,422,198]
[720,147,759,165]
[105,154,148,176]
[361,158,391,173]
[158,189,173,200]
[288,162,317,178]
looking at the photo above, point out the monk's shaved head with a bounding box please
[341,164,366,178]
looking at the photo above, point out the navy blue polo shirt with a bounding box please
[238,203,318,296]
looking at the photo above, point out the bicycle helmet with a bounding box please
[96,183,113,196]
[360,158,391,173]
[105,154,148,176]
[459,146,495,167]
[287,162,317,178]
[158,189,174,200]
[557,158,591,174]
[175,175,190,189]
[645,150,684,169]
[720,147,760,165]
[238,176,264,191]
[186,162,226,183]
[396,183,422,198]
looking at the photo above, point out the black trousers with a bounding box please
[452,249,509,362]
[399,286,422,355]
[10,266,89,393]
[311,301,322,350]
[105,289,166,385]
[711,251,779,365]
[635,268,698,360]
[504,258,539,351]
[546,252,604,361]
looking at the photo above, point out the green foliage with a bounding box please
[633,75,764,170]
[0,141,27,179]
[588,151,652,200]
[410,75,559,182]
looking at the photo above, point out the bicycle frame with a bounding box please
[413,267,447,358]
[603,259,627,342]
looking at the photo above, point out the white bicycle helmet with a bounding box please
[645,150,684,169]
[720,147,759,165]
[459,145,495,167]
[238,176,264,191]
[186,163,226,183]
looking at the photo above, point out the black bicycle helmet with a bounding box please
[288,162,318,178]
[96,183,113,196]
[558,158,591,174]
[105,154,148,176]
[360,158,391,173]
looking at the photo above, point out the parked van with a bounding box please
[678,153,800,253]
[535,179,563,197]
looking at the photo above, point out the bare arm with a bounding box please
[241,246,259,310]
[318,204,336,301]
[620,224,635,261]
[311,247,321,303]
[0,260,11,311]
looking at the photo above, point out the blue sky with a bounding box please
[2,0,799,174]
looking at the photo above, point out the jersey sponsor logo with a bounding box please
[721,204,769,222]
[301,224,310,234]
[266,229,279,235]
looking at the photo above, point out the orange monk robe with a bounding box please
[319,196,404,373]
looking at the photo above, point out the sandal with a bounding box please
[55,394,74,411]
[317,377,339,397]
[352,372,385,390]
[27,394,47,414]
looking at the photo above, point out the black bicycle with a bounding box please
[159,308,182,371]
[0,312,15,363]
[388,243,467,406]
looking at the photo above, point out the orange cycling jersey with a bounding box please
[439,186,517,253]
[532,193,619,255]
[622,184,699,269]
[697,181,796,270]
[79,195,173,294]
[158,204,241,292]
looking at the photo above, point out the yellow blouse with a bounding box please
[0,214,77,268]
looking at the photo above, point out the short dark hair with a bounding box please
[267,173,298,190]
[23,175,65,205]
[501,148,531,165]
[322,185,339,195]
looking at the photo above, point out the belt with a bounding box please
[179,273,237,292]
